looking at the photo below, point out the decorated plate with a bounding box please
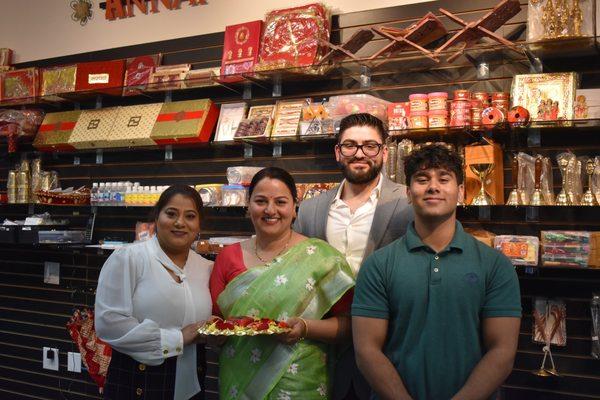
[198,316,291,336]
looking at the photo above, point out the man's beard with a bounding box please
[340,158,383,184]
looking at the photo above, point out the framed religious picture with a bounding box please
[574,89,600,120]
[511,72,578,123]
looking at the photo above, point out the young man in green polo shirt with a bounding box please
[351,144,521,400]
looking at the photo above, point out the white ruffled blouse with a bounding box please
[95,236,212,400]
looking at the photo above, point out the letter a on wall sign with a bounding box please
[105,0,126,20]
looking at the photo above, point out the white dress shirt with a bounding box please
[95,236,212,400]
[326,175,383,275]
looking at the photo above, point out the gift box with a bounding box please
[33,110,81,151]
[123,54,162,96]
[574,89,600,119]
[220,20,263,82]
[147,64,190,91]
[494,235,539,266]
[150,99,219,145]
[1,68,39,104]
[184,67,220,88]
[256,3,330,71]
[388,102,411,131]
[69,107,119,149]
[272,99,307,137]
[40,65,77,99]
[234,104,275,139]
[106,103,162,148]
[464,143,504,205]
[75,60,125,95]
[214,102,248,142]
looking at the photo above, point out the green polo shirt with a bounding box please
[352,221,521,400]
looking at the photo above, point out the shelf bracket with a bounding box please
[360,65,372,89]
[243,82,252,100]
[525,206,539,222]
[95,95,103,109]
[96,149,103,164]
[272,76,282,98]
[28,204,34,215]
[272,142,282,158]
[164,90,173,103]
[522,46,543,73]
[73,156,80,166]
[527,128,541,148]
[164,145,173,161]
[244,143,253,159]
[477,206,491,221]
[73,102,81,111]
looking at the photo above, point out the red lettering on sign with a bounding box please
[126,0,148,17]
[105,0,126,20]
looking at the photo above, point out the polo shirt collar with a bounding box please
[406,220,466,253]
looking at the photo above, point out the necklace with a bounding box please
[254,230,293,263]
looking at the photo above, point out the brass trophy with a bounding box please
[581,158,598,206]
[555,156,572,206]
[531,156,546,206]
[469,163,495,206]
[507,155,526,206]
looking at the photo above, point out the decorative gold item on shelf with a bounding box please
[469,163,495,206]
[581,158,598,206]
[507,155,525,206]
[531,156,545,206]
[555,156,572,206]
[530,0,590,41]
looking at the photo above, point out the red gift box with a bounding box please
[123,54,162,96]
[220,20,263,83]
[1,68,39,105]
[75,60,125,95]
[256,3,330,71]
[388,102,411,131]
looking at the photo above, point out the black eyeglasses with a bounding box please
[337,142,383,157]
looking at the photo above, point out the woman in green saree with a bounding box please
[209,167,355,400]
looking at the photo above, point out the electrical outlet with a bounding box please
[67,352,81,373]
[42,347,59,371]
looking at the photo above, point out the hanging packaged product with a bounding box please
[69,107,119,149]
[271,99,308,137]
[150,99,219,145]
[234,105,275,139]
[214,102,248,142]
[1,68,39,105]
[33,110,82,151]
[107,103,163,148]
[220,20,263,82]
[494,235,539,266]
[527,0,595,42]
[40,65,77,99]
[123,54,162,96]
[532,297,567,347]
[75,60,125,96]
[256,3,331,72]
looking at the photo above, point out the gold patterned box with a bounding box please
[69,107,119,149]
[511,72,578,123]
[41,65,77,99]
[33,110,81,152]
[1,68,39,104]
[107,103,162,148]
[150,99,219,145]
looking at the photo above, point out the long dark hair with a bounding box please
[248,167,297,202]
[151,184,204,221]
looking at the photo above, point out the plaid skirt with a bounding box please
[103,345,206,400]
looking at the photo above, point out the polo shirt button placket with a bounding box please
[432,254,442,284]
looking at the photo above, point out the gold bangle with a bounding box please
[298,317,308,339]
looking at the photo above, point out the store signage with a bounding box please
[105,0,207,21]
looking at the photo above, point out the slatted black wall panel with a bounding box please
[1,0,599,399]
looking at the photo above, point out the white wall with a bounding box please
[0,0,432,63]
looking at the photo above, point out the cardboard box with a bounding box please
[69,107,119,149]
[464,143,504,205]
[75,60,125,95]
[220,20,263,82]
[106,103,162,148]
[150,99,219,145]
[33,110,81,151]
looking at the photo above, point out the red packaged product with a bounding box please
[507,106,530,125]
[388,102,410,131]
[256,3,330,71]
[123,54,162,96]
[1,68,39,105]
[220,20,263,83]
[75,60,125,95]
[482,106,506,128]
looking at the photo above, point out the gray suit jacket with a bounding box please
[293,176,413,400]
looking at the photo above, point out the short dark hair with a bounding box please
[248,166,297,202]
[337,113,387,143]
[404,144,464,184]
[152,184,203,220]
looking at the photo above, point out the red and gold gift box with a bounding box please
[33,110,81,152]
[256,3,330,71]
[106,103,162,148]
[220,20,263,82]
[150,99,219,145]
[123,54,162,96]
[75,60,125,95]
[69,107,119,149]
[1,68,39,105]
[40,65,77,98]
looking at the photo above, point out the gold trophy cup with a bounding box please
[470,163,495,206]
[581,158,598,206]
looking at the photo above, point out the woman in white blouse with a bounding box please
[95,185,212,400]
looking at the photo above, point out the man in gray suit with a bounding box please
[294,113,413,400]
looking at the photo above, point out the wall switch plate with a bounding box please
[67,352,81,372]
[42,347,59,371]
